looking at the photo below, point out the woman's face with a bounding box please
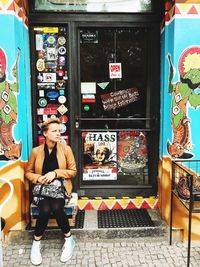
[96,147,107,162]
[43,123,61,143]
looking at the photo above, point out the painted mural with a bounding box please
[0,0,31,233]
[167,48,200,159]
[161,2,200,159]
[0,48,21,160]
[160,1,200,241]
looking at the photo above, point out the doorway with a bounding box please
[74,25,159,197]
[29,18,160,198]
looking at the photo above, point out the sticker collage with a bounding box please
[34,26,69,145]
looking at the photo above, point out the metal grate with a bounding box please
[98,209,154,228]
[73,210,85,229]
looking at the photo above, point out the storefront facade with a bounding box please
[1,0,200,239]
[28,0,161,199]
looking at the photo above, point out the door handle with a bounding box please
[75,121,79,129]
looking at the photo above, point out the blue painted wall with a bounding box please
[160,15,200,160]
[0,14,32,167]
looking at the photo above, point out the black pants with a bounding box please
[34,198,70,237]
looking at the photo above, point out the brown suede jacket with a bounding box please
[25,142,77,194]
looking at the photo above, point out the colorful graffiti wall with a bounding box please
[160,1,200,240]
[0,0,31,232]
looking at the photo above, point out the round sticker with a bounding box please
[36,59,45,72]
[59,115,68,123]
[47,35,56,45]
[58,36,66,45]
[57,69,65,77]
[58,46,66,55]
[59,123,67,134]
[51,115,57,119]
[38,98,47,107]
[58,95,66,104]
[58,56,65,66]
[84,105,90,111]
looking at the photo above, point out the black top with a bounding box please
[42,143,59,175]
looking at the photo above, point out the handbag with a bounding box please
[32,178,71,205]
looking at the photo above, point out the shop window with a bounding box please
[82,131,149,185]
[34,0,153,13]
[79,27,150,128]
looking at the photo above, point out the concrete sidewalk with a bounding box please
[2,210,200,267]
[2,236,200,267]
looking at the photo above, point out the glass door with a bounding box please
[76,27,159,197]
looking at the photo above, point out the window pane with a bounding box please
[80,28,149,123]
[82,130,149,185]
[34,0,152,13]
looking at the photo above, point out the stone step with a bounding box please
[7,209,170,244]
[73,209,168,241]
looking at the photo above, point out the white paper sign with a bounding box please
[81,82,96,94]
[109,63,122,79]
[35,34,43,51]
[83,168,116,181]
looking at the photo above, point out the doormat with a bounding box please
[73,210,85,229]
[98,209,154,228]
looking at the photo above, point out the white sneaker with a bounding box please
[60,235,75,262]
[30,240,42,265]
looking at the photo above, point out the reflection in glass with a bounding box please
[80,28,149,121]
[35,0,152,13]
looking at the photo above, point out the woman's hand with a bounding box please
[37,175,47,184]
[43,171,57,184]
[37,172,56,184]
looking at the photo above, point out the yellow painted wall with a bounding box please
[159,157,200,240]
[0,161,29,234]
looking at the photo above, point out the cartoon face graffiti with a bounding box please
[167,47,200,158]
[0,48,21,160]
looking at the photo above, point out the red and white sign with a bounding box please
[82,94,96,103]
[100,88,139,111]
[109,63,122,79]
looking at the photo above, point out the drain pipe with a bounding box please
[0,178,14,267]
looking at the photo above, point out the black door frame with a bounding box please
[28,4,162,197]
[74,22,160,198]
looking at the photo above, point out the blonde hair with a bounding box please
[41,118,60,133]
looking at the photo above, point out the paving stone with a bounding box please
[2,234,200,267]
